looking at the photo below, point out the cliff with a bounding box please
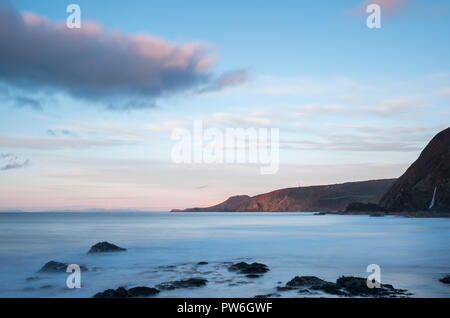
[173,179,395,212]
[379,127,450,212]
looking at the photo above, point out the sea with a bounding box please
[0,212,449,297]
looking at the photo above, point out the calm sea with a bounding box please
[0,212,449,297]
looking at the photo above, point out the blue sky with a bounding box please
[0,0,449,211]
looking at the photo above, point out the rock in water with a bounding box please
[156,278,208,290]
[93,287,128,298]
[39,261,87,273]
[380,127,450,212]
[127,287,160,297]
[88,241,126,253]
[286,276,326,287]
[228,262,269,274]
[93,286,159,298]
[440,275,450,284]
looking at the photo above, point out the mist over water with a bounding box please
[0,212,449,297]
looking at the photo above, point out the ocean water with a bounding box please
[0,212,449,298]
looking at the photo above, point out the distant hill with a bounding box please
[172,179,396,212]
[380,127,450,212]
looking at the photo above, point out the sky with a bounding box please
[0,0,449,211]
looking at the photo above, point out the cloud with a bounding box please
[362,96,424,116]
[281,125,444,152]
[198,69,248,93]
[0,136,133,150]
[0,153,30,171]
[0,3,242,109]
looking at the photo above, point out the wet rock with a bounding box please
[156,278,208,290]
[128,286,160,297]
[246,274,261,278]
[94,287,129,298]
[254,293,281,298]
[310,282,347,296]
[88,241,126,253]
[278,275,411,297]
[440,275,450,284]
[228,262,269,274]
[197,262,208,265]
[336,276,410,297]
[38,261,87,273]
[286,276,326,288]
[25,276,40,281]
[93,286,159,298]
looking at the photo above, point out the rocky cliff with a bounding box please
[173,179,395,212]
[379,127,450,212]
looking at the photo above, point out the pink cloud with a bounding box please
[0,3,242,109]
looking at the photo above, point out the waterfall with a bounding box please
[428,186,437,209]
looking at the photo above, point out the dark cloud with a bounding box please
[0,153,30,171]
[0,3,245,110]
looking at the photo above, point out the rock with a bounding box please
[228,262,269,274]
[177,179,395,212]
[156,278,208,290]
[128,286,160,297]
[93,286,159,298]
[25,276,40,281]
[285,276,326,288]
[310,282,347,296]
[440,275,450,284]
[38,261,87,273]
[246,274,261,278]
[197,261,208,265]
[277,275,411,297]
[336,276,410,297]
[88,241,126,253]
[94,287,128,298]
[380,127,450,212]
[254,293,281,298]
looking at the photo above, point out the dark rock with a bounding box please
[336,276,410,297]
[94,287,128,298]
[310,282,347,296]
[128,286,160,297]
[228,262,269,274]
[380,127,450,212]
[440,275,450,284]
[277,275,410,297]
[246,274,261,278]
[286,276,326,288]
[254,293,281,298]
[93,286,159,298]
[88,241,126,253]
[38,261,87,273]
[25,276,40,281]
[156,278,208,290]
[197,262,208,265]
